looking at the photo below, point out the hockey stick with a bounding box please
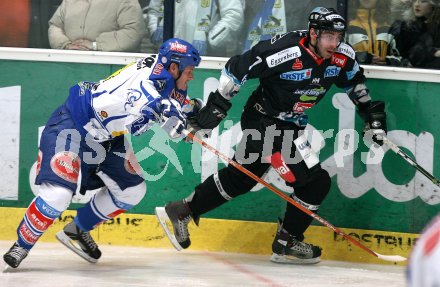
[184,130,406,262]
[382,135,440,187]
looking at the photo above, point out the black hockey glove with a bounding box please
[362,101,387,146]
[189,90,231,130]
[185,91,231,142]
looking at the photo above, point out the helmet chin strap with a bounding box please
[171,62,184,81]
[175,69,183,81]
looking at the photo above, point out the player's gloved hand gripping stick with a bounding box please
[183,129,407,263]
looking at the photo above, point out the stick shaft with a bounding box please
[185,131,380,258]
[382,136,440,187]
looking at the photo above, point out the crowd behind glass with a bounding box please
[1,0,439,69]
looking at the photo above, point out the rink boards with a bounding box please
[0,207,415,266]
[0,49,439,265]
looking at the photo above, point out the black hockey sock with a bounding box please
[187,174,229,216]
[282,169,331,238]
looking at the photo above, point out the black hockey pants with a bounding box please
[187,100,331,238]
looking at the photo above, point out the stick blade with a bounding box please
[375,253,407,262]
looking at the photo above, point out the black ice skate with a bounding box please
[3,242,29,268]
[270,220,322,264]
[155,200,199,251]
[56,221,101,263]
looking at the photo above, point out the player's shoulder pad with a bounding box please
[336,42,356,60]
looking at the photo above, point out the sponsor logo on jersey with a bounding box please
[170,42,188,53]
[324,65,341,77]
[293,86,326,96]
[293,102,315,113]
[124,89,143,110]
[50,151,80,183]
[292,58,303,70]
[311,78,320,84]
[266,46,301,67]
[346,62,360,80]
[153,63,164,75]
[331,54,347,67]
[299,95,318,101]
[336,43,355,59]
[280,68,312,81]
[170,89,186,106]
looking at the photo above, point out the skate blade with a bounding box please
[270,253,321,265]
[56,231,98,263]
[155,207,183,251]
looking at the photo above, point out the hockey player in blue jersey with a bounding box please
[3,38,201,268]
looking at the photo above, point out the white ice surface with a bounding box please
[0,241,406,287]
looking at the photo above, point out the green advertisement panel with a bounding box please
[0,59,438,234]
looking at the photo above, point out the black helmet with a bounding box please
[308,7,346,34]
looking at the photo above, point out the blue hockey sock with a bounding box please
[17,197,61,250]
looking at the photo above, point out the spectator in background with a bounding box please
[346,0,402,65]
[390,0,440,68]
[146,0,244,57]
[390,0,412,20]
[241,0,332,52]
[139,0,156,53]
[407,213,440,287]
[48,0,146,52]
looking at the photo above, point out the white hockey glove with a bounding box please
[160,99,186,139]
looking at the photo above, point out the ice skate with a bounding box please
[3,242,29,269]
[155,200,199,251]
[270,220,321,264]
[56,221,101,263]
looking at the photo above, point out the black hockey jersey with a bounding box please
[225,31,365,122]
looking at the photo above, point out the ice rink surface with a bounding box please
[0,241,406,287]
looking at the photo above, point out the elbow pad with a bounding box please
[218,68,242,100]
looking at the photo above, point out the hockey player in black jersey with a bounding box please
[156,7,387,264]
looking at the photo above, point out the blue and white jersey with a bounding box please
[66,55,189,142]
